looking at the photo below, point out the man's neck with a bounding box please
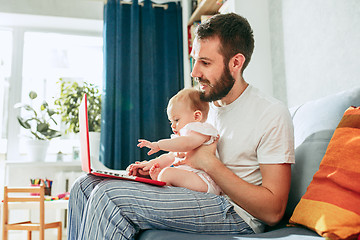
[215,79,248,107]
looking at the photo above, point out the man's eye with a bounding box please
[202,61,209,66]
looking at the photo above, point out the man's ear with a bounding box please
[229,53,246,73]
[194,110,203,122]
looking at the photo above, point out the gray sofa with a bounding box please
[137,87,360,240]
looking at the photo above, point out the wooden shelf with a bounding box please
[188,0,222,25]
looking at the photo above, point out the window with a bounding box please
[20,32,103,137]
[1,14,103,161]
[0,29,12,154]
[22,32,103,103]
[18,32,103,160]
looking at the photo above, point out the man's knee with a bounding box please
[69,174,88,195]
[70,174,103,200]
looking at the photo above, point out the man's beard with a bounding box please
[197,65,235,102]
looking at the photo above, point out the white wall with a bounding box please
[231,0,274,97]
[268,0,288,104]
[231,0,360,107]
[0,0,103,20]
[270,0,360,107]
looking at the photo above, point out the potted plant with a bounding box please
[15,91,61,161]
[54,78,102,134]
[54,78,102,159]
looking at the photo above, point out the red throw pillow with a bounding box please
[289,106,360,240]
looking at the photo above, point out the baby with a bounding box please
[128,88,222,195]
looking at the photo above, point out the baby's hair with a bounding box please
[168,88,210,120]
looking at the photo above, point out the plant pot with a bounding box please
[26,139,50,162]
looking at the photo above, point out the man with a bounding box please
[67,13,294,239]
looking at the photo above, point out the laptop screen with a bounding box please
[79,94,91,173]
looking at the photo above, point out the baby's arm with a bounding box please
[127,152,176,176]
[138,131,209,155]
[137,140,161,155]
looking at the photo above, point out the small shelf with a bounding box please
[188,0,222,25]
[4,160,81,167]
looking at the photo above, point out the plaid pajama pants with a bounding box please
[67,174,253,240]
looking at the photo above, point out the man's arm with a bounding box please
[185,143,291,226]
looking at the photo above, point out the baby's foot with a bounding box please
[149,163,161,180]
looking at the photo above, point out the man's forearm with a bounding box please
[205,157,291,226]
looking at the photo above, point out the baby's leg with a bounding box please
[149,163,162,180]
[158,167,208,193]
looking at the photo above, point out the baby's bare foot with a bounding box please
[149,163,161,180]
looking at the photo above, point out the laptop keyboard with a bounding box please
[95,170,136,179]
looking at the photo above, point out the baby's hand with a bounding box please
[176,152,186,158]
[137,139,160,155]
[173,157,186,166]
[127,161,151,177]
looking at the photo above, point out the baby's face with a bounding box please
[167,102,196,135]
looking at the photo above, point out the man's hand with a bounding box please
[137,139,160,155]
[174,139,218,171]
[127,160,152,177]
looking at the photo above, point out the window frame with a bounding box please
[0,28,13,156]
[0,13,103,161]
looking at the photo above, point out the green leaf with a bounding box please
[31,131,45,140]
[15,90,62,140]
[17,117,31,129]
[14,103,36,113]
[29,91,37,99]
[37,123,49,132]
[54,78,102,133]
[47,109,55,116]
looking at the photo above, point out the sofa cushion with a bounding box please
[285,87,360,220]
[289,106,360,239]
[284,129,334,219]
[285,87,360,210]
[138,226,322,240]
[290,86,360,148]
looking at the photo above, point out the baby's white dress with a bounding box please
[167,122,222,195]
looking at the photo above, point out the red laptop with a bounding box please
[79,94,166,186]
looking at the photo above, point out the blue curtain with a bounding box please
[100,0,183,169]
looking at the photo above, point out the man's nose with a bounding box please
[191,60,201,78]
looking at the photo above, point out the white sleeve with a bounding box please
[180,122,218,145]
[256,103,295,164]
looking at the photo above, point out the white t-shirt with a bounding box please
[206,85,295,233]
[179,122,218,145]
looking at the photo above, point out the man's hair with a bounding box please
[168,88,209,120]
[195,13,255,73]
